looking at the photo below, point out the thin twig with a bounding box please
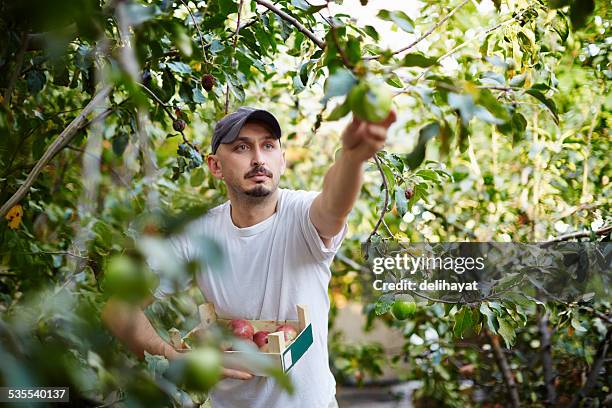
[2,32,29,108]
[136,82,176,121]
[136,82,198,151]
[541,224,611,245]
[568,327,612,407]
[412,7,530,83]
[538,309,556,406]
[253,0,326,49]
[327,8,353,70]
[177,0,210,68]
[409,290,458,304]
[0,85,112,219]
[226,0,245,114]
[365,0,470,61]
[488,332,521,408]
[366,155,390,244]
[335,251,369,273]
[65,145,130,188]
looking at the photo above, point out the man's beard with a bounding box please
[227,175,279,202]
[245,184,272,197]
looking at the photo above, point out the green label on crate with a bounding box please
[283,324,313,372]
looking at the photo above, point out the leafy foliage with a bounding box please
[0,0,610,406]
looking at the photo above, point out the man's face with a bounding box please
[207,121,285,200]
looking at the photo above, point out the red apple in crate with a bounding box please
[253,331,270,350]
[229,319,254,340]
[276,324,298,342]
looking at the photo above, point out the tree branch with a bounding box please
[488,333,521,408]
[0,85,112,219]
[538,309,556,406]
[226,0,245,114]
[253,0,326,49]
[542,224,611,246]
[568,327,612,408]
[365,0,470,61]
[177,0,210,67]
[412,7,530,83]
[366,155,390,244]
[2,32,29,108]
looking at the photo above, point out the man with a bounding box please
[102,106,396,407]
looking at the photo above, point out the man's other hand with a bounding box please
[222,367,253,380]
[341,111,397,162]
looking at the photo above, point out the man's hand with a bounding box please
[341,111,397,163]
[222,367,253,380]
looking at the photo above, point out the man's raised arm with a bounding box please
[310,112,396,245]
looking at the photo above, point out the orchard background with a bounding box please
[0,0,610,406]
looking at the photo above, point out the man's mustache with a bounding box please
[245,165,273,179]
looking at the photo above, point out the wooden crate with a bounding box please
[169,303,313,377]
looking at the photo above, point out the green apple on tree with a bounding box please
[390,294,417,320]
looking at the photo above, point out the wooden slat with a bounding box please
[296,304,310,332]
[267,332,286,353]
[199,303,217,328]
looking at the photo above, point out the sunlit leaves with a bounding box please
[526,86,559,125]
[402,53,437,68]
[403,122,440,170]
[323,68,357,103]
[377,10,415,33]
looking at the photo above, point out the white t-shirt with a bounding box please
[153,188,347,408]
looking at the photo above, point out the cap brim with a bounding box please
[216,110,282,152]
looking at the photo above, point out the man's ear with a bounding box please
[207,154,224,179]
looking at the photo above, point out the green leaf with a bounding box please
[448,93,476,124]
[453,307,473,339]
[386,72,403,88]
[480,303,499,332]
[326,99,351,121]
[193,87,206,103]
[112,132,130,156]
[190,168,205,187]
[165,61,192,75]
[26,70,46,94]
[403,122,440,170]
[509,73,527,87]
[497,317,516,347]
[511,112,527,145]
[526,88,559,125]
[291,0,310,10]
[495,273,523,292]
[375,294,395,315]
[323,68,357,102]
[571,315,587,332]
[377,10,414,33]
[122,3,158,26]
[402,53,437,68]
[364,25,379,41]
[395,187,408,217]
[569,0,594,29]
[552,12,570,41]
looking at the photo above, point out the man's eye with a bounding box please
[236,144,248,151]
[264,143,274,149]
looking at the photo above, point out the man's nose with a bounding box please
[251,147,265,166]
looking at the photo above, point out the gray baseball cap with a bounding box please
[211,107,282,154]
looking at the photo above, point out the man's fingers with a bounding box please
[380,110,397,128]
[364,124,387,141]
[222,368,253,380]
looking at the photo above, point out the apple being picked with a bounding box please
[276,324,298,342]
[253,331,270,351]
[229,319,254,340]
